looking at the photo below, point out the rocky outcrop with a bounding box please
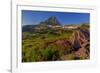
[39,16,61,27]
[71,28,90,59]
[45,16,61,26]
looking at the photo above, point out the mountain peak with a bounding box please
[48,16,57,21]
[46,16,61,26]
[39,16,61,26]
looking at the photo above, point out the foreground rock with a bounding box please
[71,28,90,59]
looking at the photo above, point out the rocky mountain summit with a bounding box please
[39,16,61,26]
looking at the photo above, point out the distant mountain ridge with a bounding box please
[22,16,61,32]
[22,16,89,32]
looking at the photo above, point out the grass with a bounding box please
[22,24,90,62]
[22,28,74,62]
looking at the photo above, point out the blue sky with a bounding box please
[22,10,90,25]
